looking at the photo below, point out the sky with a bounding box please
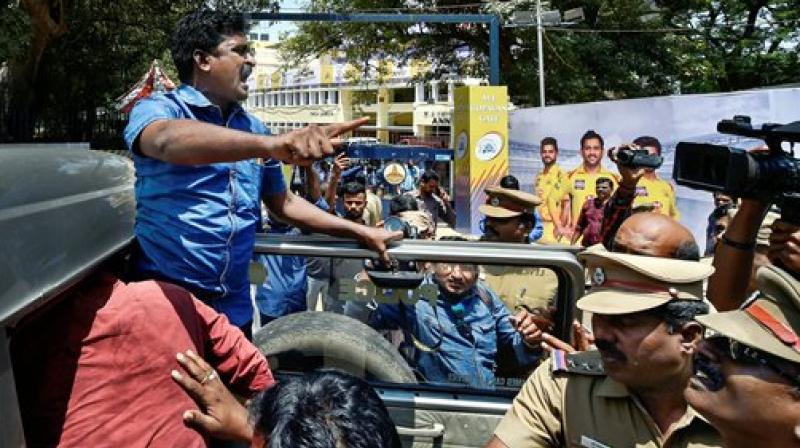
[251,0,304,42]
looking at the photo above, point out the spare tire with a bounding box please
[253,311,417,384]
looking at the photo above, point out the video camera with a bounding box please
[608,146,664,169]
[673,115,800,223]
[363,215,426,289]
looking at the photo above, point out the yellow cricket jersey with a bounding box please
[560,165,619,224]
[632,176,680,220]
[534,164,564,222]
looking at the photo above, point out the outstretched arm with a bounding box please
[135,117,368,166]
[265,191,401,264]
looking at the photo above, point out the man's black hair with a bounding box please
[580,130,604,149]
[652,299,709,333]
[251,369,401,448]
[499,175,520,190]
[390,194,419,215]
[171,9,250,84]
[596,177,613,188]
[540,137,558,152]
[419,170,439,183]
[673,239,701,261]
[633,136,663,156]
[341,181,366,196]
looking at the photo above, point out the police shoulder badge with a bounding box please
[591,267,606,286]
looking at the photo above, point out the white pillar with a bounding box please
[415,83,425,103]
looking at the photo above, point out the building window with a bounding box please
[331,91,339,105]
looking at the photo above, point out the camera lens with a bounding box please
[383,216,406,233]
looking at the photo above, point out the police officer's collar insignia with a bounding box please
[592,267,606,286]
[490,197,500,206]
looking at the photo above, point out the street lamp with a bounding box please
[508,4,583,108]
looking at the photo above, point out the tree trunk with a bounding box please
[6,0,67,140]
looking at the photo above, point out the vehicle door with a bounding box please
[251,235,585,448]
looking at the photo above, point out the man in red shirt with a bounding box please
[571,177,614,247]
[11,268,272,447]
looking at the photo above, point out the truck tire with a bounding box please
[253,311,417,384]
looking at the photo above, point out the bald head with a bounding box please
[612,212,699,260]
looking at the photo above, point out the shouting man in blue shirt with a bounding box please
[124,9,398,336]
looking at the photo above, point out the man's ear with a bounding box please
[678,321,704,354]
[193,50,212,73]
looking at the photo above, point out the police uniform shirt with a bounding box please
[633,177,680,220]
[560,165,619,223]
[480,266,557,312]
[534,164,564,223]
[494,352,721,448]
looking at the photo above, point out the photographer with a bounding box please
[381,194,435,240]
[599,136,672,250]
[707,197,797,311]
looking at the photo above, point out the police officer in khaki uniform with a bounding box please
[687,264,800,447]
[486,248,722,448]
[479,186,558,314]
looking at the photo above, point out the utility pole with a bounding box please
[536,0,545,108]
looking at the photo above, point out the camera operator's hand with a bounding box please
[331,152,351,176]
[608,144,647,189]
[768,219,800,273]
[359,226,403,265]
[438,186,451,203]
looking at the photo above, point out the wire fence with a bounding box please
[0,88,127,150]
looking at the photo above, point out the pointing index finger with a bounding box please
[323,117,370,138]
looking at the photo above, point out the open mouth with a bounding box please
[691,354,724,392]
[240,65,253,85]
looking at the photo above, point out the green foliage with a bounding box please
[279,0,800,106]
[1,0,277,141]
[0,2,31,65]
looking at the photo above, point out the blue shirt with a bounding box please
[254,227,307,319]
[123,85,286,326]
[254,197,328,319]
[369,280,540,389]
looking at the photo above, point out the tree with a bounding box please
[663,0,800,93]
[1,0,278,142]
[278,0,800,106]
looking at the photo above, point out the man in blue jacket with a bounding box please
[369,261,544,389]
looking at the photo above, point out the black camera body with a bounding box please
[363,216,425,289]
[611,146,664,169]
[673,115,800,223]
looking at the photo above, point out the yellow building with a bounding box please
[244,42,486,144]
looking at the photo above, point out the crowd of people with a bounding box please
[15,8,800,448]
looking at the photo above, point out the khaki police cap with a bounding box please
[479,186,542,219]
[577,245,715,315]
[696,264,800,364]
